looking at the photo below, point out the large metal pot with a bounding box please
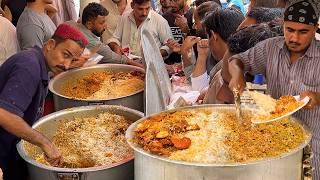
[49,64,145,112]
[126,104,312,180]
[17,105,144,180]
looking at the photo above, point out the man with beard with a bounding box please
[70,3,142,66]
[0,23,87,180]
[159,0,171,14]
[16,0,57,50]
[228,1,320,178]
[191,1,221,73]
[107,0,173,62]
[162,0,193,64]
[100,0,132,43]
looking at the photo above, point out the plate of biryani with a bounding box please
[246,91,310,124]
[126,106,310,165]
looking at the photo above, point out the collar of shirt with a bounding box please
[129,10,151,25]
[276,36,320,59]
[78,23,100,40]
[34,46,49,83]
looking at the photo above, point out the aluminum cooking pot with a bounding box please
[17,105,143,180]
[49,64,145,112]
[126,104,312,180]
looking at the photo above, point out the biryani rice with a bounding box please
[133,108,307,163]
[34,112,133,168]
[63,71,144,100]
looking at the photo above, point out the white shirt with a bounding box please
[107,10,173,57]
[100,0,132,42]
[0,16,19,65]
[191,72,210,91]
[52,0,78,26]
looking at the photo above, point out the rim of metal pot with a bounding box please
[126,104,312,167]
[48,64,145,102]
[17,105,144,172]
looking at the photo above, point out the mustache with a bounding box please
[56,64,67,71]
[288,41,301,46]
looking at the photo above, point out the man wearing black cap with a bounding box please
[227,0,320,178]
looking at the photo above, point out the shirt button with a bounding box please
[290,80,294,84]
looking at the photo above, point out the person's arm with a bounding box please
[191,39,209,78]
[18,24,46,50]
[228,58,246,93]
[225,39,269,91]
[0,65,61,165]
[300,91,320,109]
[174,14,190,35]
[180,36,201,68]
[96,43,128,64]
[158,17,174,58]
[106,15,124,55]
[165,38,181,53]
[0,6,12,22]
[222,49,234,83]
[108,42,122,55]
[0,108,61,166]
[65,0,78,21]
[45,4,57,18]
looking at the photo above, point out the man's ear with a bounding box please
[85,20,94,30]
[46,39,56,50]
[211,30,217,41]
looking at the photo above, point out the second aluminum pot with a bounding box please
[49,64,145,112]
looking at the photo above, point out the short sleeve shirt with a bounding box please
[162,9,194,63]
[0,46,49,163]
[16,7,56,50]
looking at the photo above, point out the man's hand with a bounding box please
[166,39,181,53]
[109,42,122,55]
[165,64,176,75]
[180,36,201,54]
[197,39,209,57]
[0,6,12,22]
[174,15,189,34]
[44,4,57,18]
[228,58,246,94]
[40,140,62,167]
[70,54,90,69]
[127,59,144,68]
[300,91,320,109]
[228,75,246,95]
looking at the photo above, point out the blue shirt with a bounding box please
[228,0,246,15]
[0,46,49,177]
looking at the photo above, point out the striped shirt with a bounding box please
[233,36,320,178]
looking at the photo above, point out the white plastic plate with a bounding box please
[251,95,310,124]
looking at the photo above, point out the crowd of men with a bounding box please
[0,0,320,179]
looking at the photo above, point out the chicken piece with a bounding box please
[186,124,200,131]
[156,131,169,138]
[171,136,191,150]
